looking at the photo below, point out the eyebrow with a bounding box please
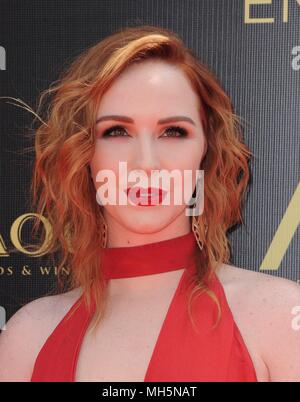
[95,115,196,126]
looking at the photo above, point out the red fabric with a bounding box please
[30,231,258,382]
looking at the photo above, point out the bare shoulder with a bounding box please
[217,263,300,381]
[0,287,82,382]
[217,263,300,307]
[4,286,83,334]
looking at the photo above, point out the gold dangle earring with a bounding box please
[190,183,207,251]
[192,215,208,251]
[192,215,203,250]
[99,209,108,248]
[190,168,208,251]
[89,164,108,248]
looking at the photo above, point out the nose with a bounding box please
[132,133,160,176]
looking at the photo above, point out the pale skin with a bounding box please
[0,60,299,382]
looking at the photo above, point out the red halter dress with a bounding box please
[30,231,258,382]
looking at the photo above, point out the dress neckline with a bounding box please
[30,230,258,381]
[100,230,199,280]
[71,266,191,382]
[71,230,202,381]
[72,263,209,382]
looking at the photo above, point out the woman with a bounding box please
[0,25,299,382]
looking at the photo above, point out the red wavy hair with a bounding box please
[7,25,253,333]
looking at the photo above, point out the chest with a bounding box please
[74,271,268,382]
[75,271,184,382]
[219,284,270,382]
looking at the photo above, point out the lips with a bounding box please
[125,186,167,206]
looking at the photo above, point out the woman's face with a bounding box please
[90,60,207,240]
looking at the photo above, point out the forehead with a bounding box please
[96,60,200,117]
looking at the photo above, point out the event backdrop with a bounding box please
[0,0,299,328]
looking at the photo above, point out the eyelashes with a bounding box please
[100,125,188,138]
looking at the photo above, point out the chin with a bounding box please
[106,204,185,232]
[115,212,174,233]
[122,219,171,234]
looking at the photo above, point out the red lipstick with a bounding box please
[125,186,167,206]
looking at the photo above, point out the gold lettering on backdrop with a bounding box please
[0,265,70,276]
[0,234,9,256]
[10,213,53,257]
[39,266,70,275]
[40,266,52,275]
[245,0,274,24]
[283,0,289,21]
[260,182,300,270]
[283,0,300,22]
[245,0,300,23]
[21,265,32,275]
[0,267,13,275]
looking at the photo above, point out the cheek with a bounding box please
[167,142,204,197]
[90,144,127,198]
[164,141,204,171]
[90,142,123,174]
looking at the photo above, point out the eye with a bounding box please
[100,124,188,138]
[161,126,188,138]
[102,125,128,138]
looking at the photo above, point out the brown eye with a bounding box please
[101,125,188,138]
[161,126,188,138]
[102,125,128,137]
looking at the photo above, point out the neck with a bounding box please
[100,229,200,295]
[108,267,186,297]
[102,210,192,248]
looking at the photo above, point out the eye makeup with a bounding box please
[98,125,188,139]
